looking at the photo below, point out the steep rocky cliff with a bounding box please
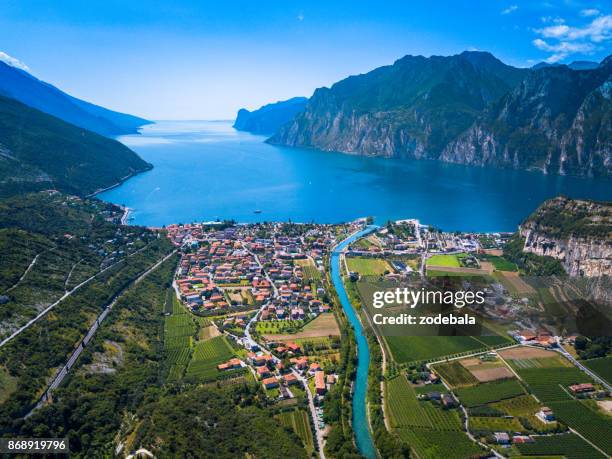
[519,197,611,278]
[270,51,611,176]
[442,57,612,176]
[269,51,527,159]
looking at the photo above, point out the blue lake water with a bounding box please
[100,120,612,232]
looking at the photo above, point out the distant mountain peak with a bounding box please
[233,97,308,135]
[0,60,151,137]
[0,51,29,72]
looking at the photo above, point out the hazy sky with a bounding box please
[1,1,610,119]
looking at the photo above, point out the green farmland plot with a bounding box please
[489,394,541,417]
[583,357,612,385]
[397,427,483,459]
[547,400,612,455]
[516,433,606,459]
[469,416,525,433]
[346,257,391,276]
[385,375,430,428]
[385,335,487,364]
[426,254,462,268]
[186,336,236,381]
[276,409,314,455]
[455,379,525,407]
[516,367,587,403]
[432,360,478,387]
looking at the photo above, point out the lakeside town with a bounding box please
[161,218,611,458]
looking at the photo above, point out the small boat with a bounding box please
[254,210,262,214]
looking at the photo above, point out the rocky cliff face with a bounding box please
[519,197,611,278]
[270,51,528,159]
[270,51,611,177]
[442,58,612,176]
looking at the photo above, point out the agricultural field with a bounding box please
[469,416,526,433]
[583,356,612,385]
[432,361,478,387]
[256,319,305,335]
[457,356,514,383]
[346,257,392,276]
[275,409,314,455]
[455,379,525,407]
[185,336,237,382]
[385,375,462,431]
[385,375,430,428]
[295,258,322,282]
[397,427,483,459]
[516,433,606,459]
[476,254,518,272]
[385,335,487,364]
[426,254,462,268]
[547,400,612,455]
[489,394,541,417]
[262,313,340,342]
[163,291,197,381]
[515,367,588,402]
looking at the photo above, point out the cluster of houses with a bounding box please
[514,329,558,347]
[167,222,344,315]
[290,356,335,396]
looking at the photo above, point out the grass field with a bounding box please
[185,336,235,381]
[476,254,518,272]
[276,409,314,455]
[426,254,462,268]
[516,433,606,459]
[583,357,612,385]
[346,257,392,276]
[455,379,525,407]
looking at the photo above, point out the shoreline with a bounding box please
[86,164,153,199]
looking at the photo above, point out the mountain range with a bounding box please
[0,94,151,198]
[264,51,611,177]
[0,61,151,137]
[233,97,308,135]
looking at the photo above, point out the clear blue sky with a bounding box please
[1,0,610,119]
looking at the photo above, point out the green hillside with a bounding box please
[0,94,151,198]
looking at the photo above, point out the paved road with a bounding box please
[242,244,326,458]
[0,243,152,348]
[292,369,326,459]
[27,250,177,416]
[554,338,612,392]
